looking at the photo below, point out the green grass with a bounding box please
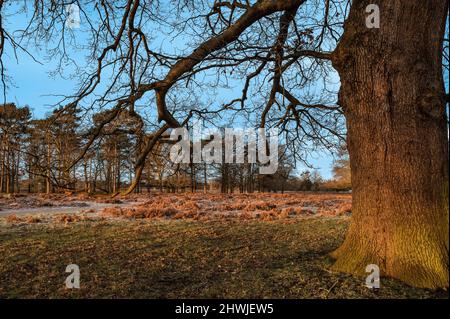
[0,217,447,298]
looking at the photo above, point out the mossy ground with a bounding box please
[0,217,447,298]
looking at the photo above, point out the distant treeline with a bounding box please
[0,103,351,194]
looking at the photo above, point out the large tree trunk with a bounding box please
[331,0,449,289]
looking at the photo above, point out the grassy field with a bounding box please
[0,216,447,299]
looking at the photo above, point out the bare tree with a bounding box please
[0,0,448,288]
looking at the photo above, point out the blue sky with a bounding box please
[2,2,347,180]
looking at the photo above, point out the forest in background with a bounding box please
[0,103,350,195]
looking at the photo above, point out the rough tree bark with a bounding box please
[331,0,449,288]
